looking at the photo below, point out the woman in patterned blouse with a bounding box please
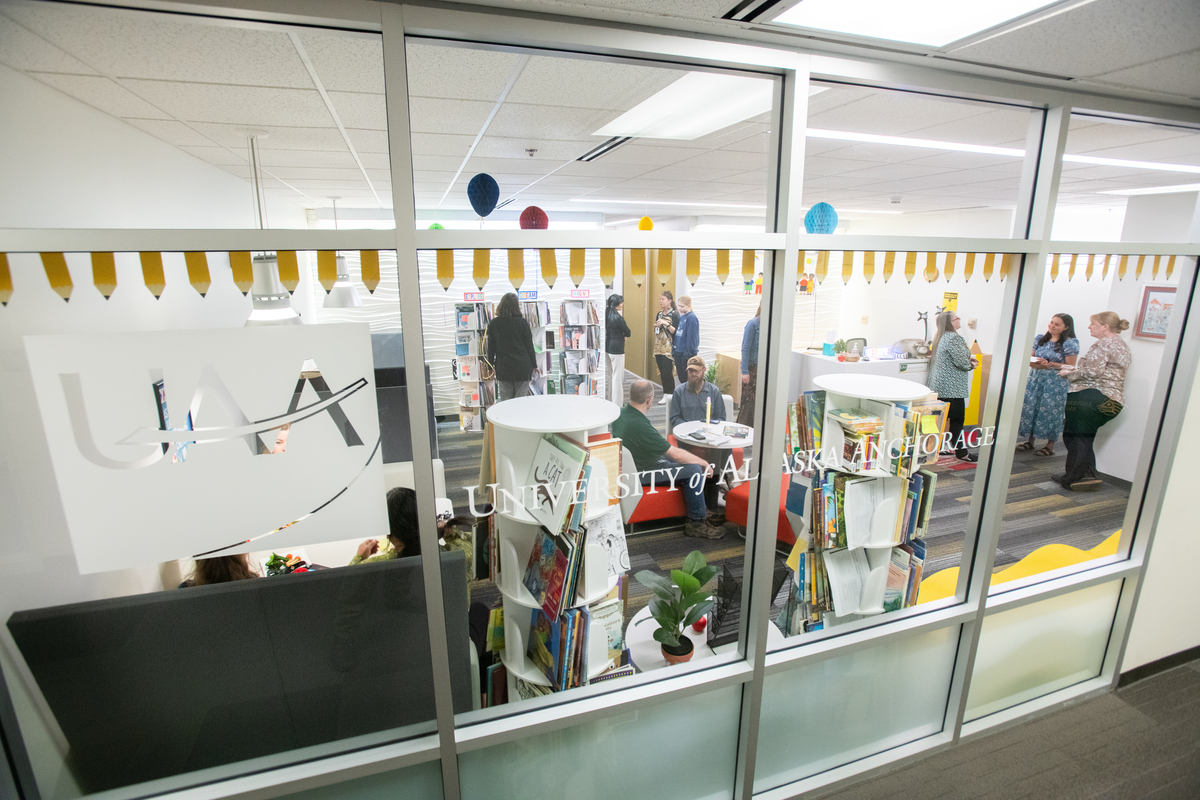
[1017,313,1079,456]
[1056,311,1132,491]
[928,311,978,463]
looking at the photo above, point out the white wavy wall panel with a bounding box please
[417,249,608,416]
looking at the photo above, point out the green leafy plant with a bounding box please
[833,338,848,354]
[705,363,731,394]
[634,550,718,648]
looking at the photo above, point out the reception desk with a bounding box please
[791,351,931,398]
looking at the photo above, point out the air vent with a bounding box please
[577,136,633,162]
[722,0,787,23]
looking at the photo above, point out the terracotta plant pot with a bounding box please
[661,636,694,665]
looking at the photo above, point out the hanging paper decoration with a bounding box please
[863,250,875,283]
[1000,254,1017,281]
[472,249,490,289]
[467,174,499,217]
[1167,255,1177,280]
[1152,254,1161,279]
[1050,253,1060,283]
[230,251,254,295]
[428,223,445,230]
[519,206,548,229]
[638,216,654,231]
[600,249,616,288]
[1102,254,1110,280]
[815,251,829,284]
[276,251,300,293]
[41,252,72,302]
[360,250,380,293]
[657,249,674,288]
[716,250,730,285]
[983,253,996,282]
[741,250,755,287]
[140,252,166,299]
[923,252,938,283]
[540,249,558,288]
[944,252,956,282]
[184,251,211,297]
[963,252,975,282]
[630,249,645,287]
[1135,254,1146,280]
[840,251,853,283]
[1085,253,1095,281]
[317,250,337,293]
[804,202,838,234]
[507,249,524,289]
[1068,253,1078,281]
[436,250,454,289]
[686,249,700,285]
[0,253,11,306]
[92,252,117,299]
[903,251,916,283]
[1118,254,1129,280]
[569,249,585,287]
[882,251,895,283]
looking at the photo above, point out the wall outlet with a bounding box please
[861,315,868,324]
[968,318,978,329]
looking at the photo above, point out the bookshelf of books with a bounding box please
[557,299,602,397]
[455,301,495,431]
[483,395,633,704]
[778,374,949,637]
[522,300,557,396]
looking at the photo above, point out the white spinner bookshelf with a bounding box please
[486,395,622,694]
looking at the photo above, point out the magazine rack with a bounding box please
[486,395,622,693]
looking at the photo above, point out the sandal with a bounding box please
[1016,441,1034,452]
[1034,445,1055,456]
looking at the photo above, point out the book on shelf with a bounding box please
[525,433,588,535]
[585,505,629,576]
[460,408,483,432]
[590,656,634,684]
[561,374,595,396]
[584,436,623,509]
[560,300,600,326]
[527,605,594,691]
[527,607,562,687]
[522,526,573,619]
[522,301,550,328]
[882,548,912,612]
[455,330,479,356]
[540,328,557,351]
[458,355,480,382]
[589,597,625,671]
[828,407,882,433]
[512,675,552,701]
[485,605,505,653]
[485,662,508,708]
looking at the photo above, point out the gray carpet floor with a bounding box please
[815,658,1200,800]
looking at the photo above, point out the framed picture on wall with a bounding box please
[1134,286,1176,340]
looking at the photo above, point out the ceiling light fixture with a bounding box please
[594,72,774,140]
[1098,182,1200,196]
[772,0,1060,48]
[1062,155,1200,175]
[323,255,363,309]
[569,198,768,209]
[246,255,301,327]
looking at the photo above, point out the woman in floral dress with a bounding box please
[1017,313,1078,455]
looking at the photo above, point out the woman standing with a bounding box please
[928,311,978,463]
[652,291,680,405]
[605,293,632,406]
[1057,312,1131,491]
[737,304,760,426]
[673,295,699,388]
[1017,313,1079,455]
[486,292,538,401]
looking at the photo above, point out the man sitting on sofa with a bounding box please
[668,355,726,512]
[613,379,725,539]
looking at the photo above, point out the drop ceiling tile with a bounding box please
[505,54,682,111]
[406,42,525,102]
[1074,134,1200,164]
[267,166,366,181]
[672,149,767,172]
[4,2,312,86]
[637,165,741,182]
[538,173,624,189]
[123,118,218,147]
[949,0,1200,78]
[475,136,589,161]
[721,132,771,154]
[900,151,1022,170]
[358,152,393,170]
[593,143,707,167]
[121,80,332,127]
[345,128,390,154]
[188,123,346,152]
[365,169,391,184]
[28,72,171,118]
[413,154,468,172]
[803,176,883,191]
[0,12,98,73]
[1066,119,1190,153]
[462,156,562,176]
[807,92,984,137]
[408,96,496,135]
[905,109,1035,147]
[805,155,890,177]
[487,102,614,141]
[279,178,374,190]
[554,161,651,179]
[296,31,383,94]
[177,145,244,166]
[840,162,958,181]
[720,171,769,187]
[605,178,697,191]
[1094,48,1200,99]
[258,150,359,169]
[326,91,387,130]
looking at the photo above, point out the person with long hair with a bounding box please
[737,303,761,426]
[928,310,978,462]
[182,553,258,587]
[1056,311,1131,491]
[652,290,680,405]
[673,295,699,388]
[604,293,632,406]
[1017,313,1079,455]
[486,291,538,401]
[352,486,423,564]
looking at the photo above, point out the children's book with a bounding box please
[522,526,572,618]
[589,597,625,671]
[586,505,630,576]
[527,607,562,688]
[525,434,587,534]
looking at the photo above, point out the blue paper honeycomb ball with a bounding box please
[804,202,838,234]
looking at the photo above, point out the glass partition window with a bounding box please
[406,40,772,231]
[0,1,390,229]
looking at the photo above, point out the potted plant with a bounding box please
[832,338,848,355]
[634,550,718,665]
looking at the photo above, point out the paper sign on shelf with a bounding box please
[518,290,538,300]
[464,291,485,302]
[570,289,590,299]
[24,325,387,574]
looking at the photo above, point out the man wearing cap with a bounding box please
[669,356,725,432]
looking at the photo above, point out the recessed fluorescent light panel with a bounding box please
[773,0,1059,47]
[594,72,773,140]
[1098,183,1200,196]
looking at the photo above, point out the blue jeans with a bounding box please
[641,456,707,521]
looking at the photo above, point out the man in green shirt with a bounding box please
[613,379,725,539]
